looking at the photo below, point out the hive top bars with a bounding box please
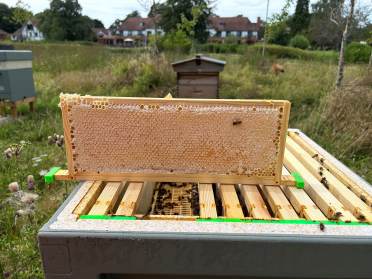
[59,94,290,185]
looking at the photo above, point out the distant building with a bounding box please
[118,16,164,38]
[101,14,262,47]
[0,29,9,40]
[208,15,262,43]
[11,20,44,41]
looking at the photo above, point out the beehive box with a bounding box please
[0,50,35,102]
[39,95,372,279]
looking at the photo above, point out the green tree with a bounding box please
[0,3,19,33]
[290,0,310,35]
[266,0,293,45]
[159,0,212,43]
[10,0,33,26]
[92,19,104,28]
[39,0,94,41]
[125,10,141,20]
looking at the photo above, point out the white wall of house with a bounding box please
[11,22,44,41]
[122,29,164,37]
[221,31,226,38]
[22,24,43,41]
[208,28,217,37]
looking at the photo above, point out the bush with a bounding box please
[158,31,192,53]
[290,35,310,50]
[345,42,372,63]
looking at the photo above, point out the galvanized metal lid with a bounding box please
[0,50,33,61]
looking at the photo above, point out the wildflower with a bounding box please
[48,134,64,147]
[4,148,13,159]
[8,182,20,192]
[27,175,35,190]
[20,192,39,205]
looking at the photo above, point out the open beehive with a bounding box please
[39,94,372,279]
[51,94,372,224]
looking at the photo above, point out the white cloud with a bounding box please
[1,0,371,28]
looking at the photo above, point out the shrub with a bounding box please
[345,42,372,63]
[290,35,310,50]
[158,31,192,53]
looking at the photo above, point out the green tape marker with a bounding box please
[292,172,305,189]
[44,167,61,184]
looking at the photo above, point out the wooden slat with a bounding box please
[219,184,244,218]
[286,137,372,222]
[115,182,144,216]
[284,149,357,222]
[73,181,104,215]
[54,169,295,186]
[198,183,218,218]
[288,131,372,207]
[240,185,271,220]
[281,168,327,221]
[261,185,299,220]
[88,182,124,215]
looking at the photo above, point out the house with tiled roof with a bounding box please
[11,20,44,41]
[118,16,164,38]
[208,15,262,42]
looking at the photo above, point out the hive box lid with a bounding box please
[0,50,32,61]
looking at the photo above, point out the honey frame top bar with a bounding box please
[59,94,291,185]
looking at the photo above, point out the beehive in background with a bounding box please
[172,55,225,99]
[0,50,35,102]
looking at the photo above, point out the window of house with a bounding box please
[138,31,143,35]
[237,31,242,37]
[226,31,231,36]
[26,24,33,30]
[216,31,221,37]
[35,32,38,37]
[128,31,132,36]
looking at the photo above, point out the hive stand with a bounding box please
[0,96,36,118]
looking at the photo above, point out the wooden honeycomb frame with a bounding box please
[59,94,290,185]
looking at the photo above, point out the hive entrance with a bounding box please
[60,94,290,185]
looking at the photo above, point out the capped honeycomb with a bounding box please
[59,94,290,181]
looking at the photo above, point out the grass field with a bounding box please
[0,42,371,278]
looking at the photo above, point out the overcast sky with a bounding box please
[1,0,371,28]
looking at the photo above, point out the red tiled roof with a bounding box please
[208,16,258,32]
[118,17,159,31]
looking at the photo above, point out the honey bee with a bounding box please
[319,222,325,231]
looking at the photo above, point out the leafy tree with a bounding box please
[39,0,94,41]
[148,2,165,17]
[308,0,371,49]
[125,10,141,20]
[109,19,122,33]
[0,3,18,33]
[159,0,212,43]
[266,0,293,46]
[11,0,33,26]
[290,0,310,35]
[308,0,344,49]
[92,19,104,28]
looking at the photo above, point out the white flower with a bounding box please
[8,182,20,193]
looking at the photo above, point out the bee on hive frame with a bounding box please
[272,63,285,75]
